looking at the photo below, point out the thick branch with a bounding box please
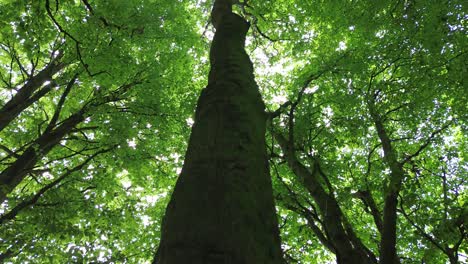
[44,73,78,134]
[0,110,86,202]
[354,190,383,233]
[0,55,65,132]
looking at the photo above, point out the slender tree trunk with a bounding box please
[448,254,458,264]
[380,192,399,264]
[155,1,283,263]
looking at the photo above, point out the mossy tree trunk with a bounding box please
[154,1,283,263]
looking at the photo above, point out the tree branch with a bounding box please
[398,196,447,254]
[44,73,78,134]
[0,147,112,224]
[403,122,452,164]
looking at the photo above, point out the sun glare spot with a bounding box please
[304,85,319,94]
[337,41,347,51]
[127,138,137,149]
[186,117,194,127]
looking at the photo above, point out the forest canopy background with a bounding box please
[0,0,466,263]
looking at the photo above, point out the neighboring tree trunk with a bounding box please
[368,98,403,264]
[272,131,377,264]
[155,1,283,263]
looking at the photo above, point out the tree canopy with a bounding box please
[0,0,466,263]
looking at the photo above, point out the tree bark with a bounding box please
[155,2,283,263]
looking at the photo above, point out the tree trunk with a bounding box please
[448,254,458,264]
[155,3,283,264]
[368,98,403,264]
[379,192,399,264]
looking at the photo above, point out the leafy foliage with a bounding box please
[0,0,466,263]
